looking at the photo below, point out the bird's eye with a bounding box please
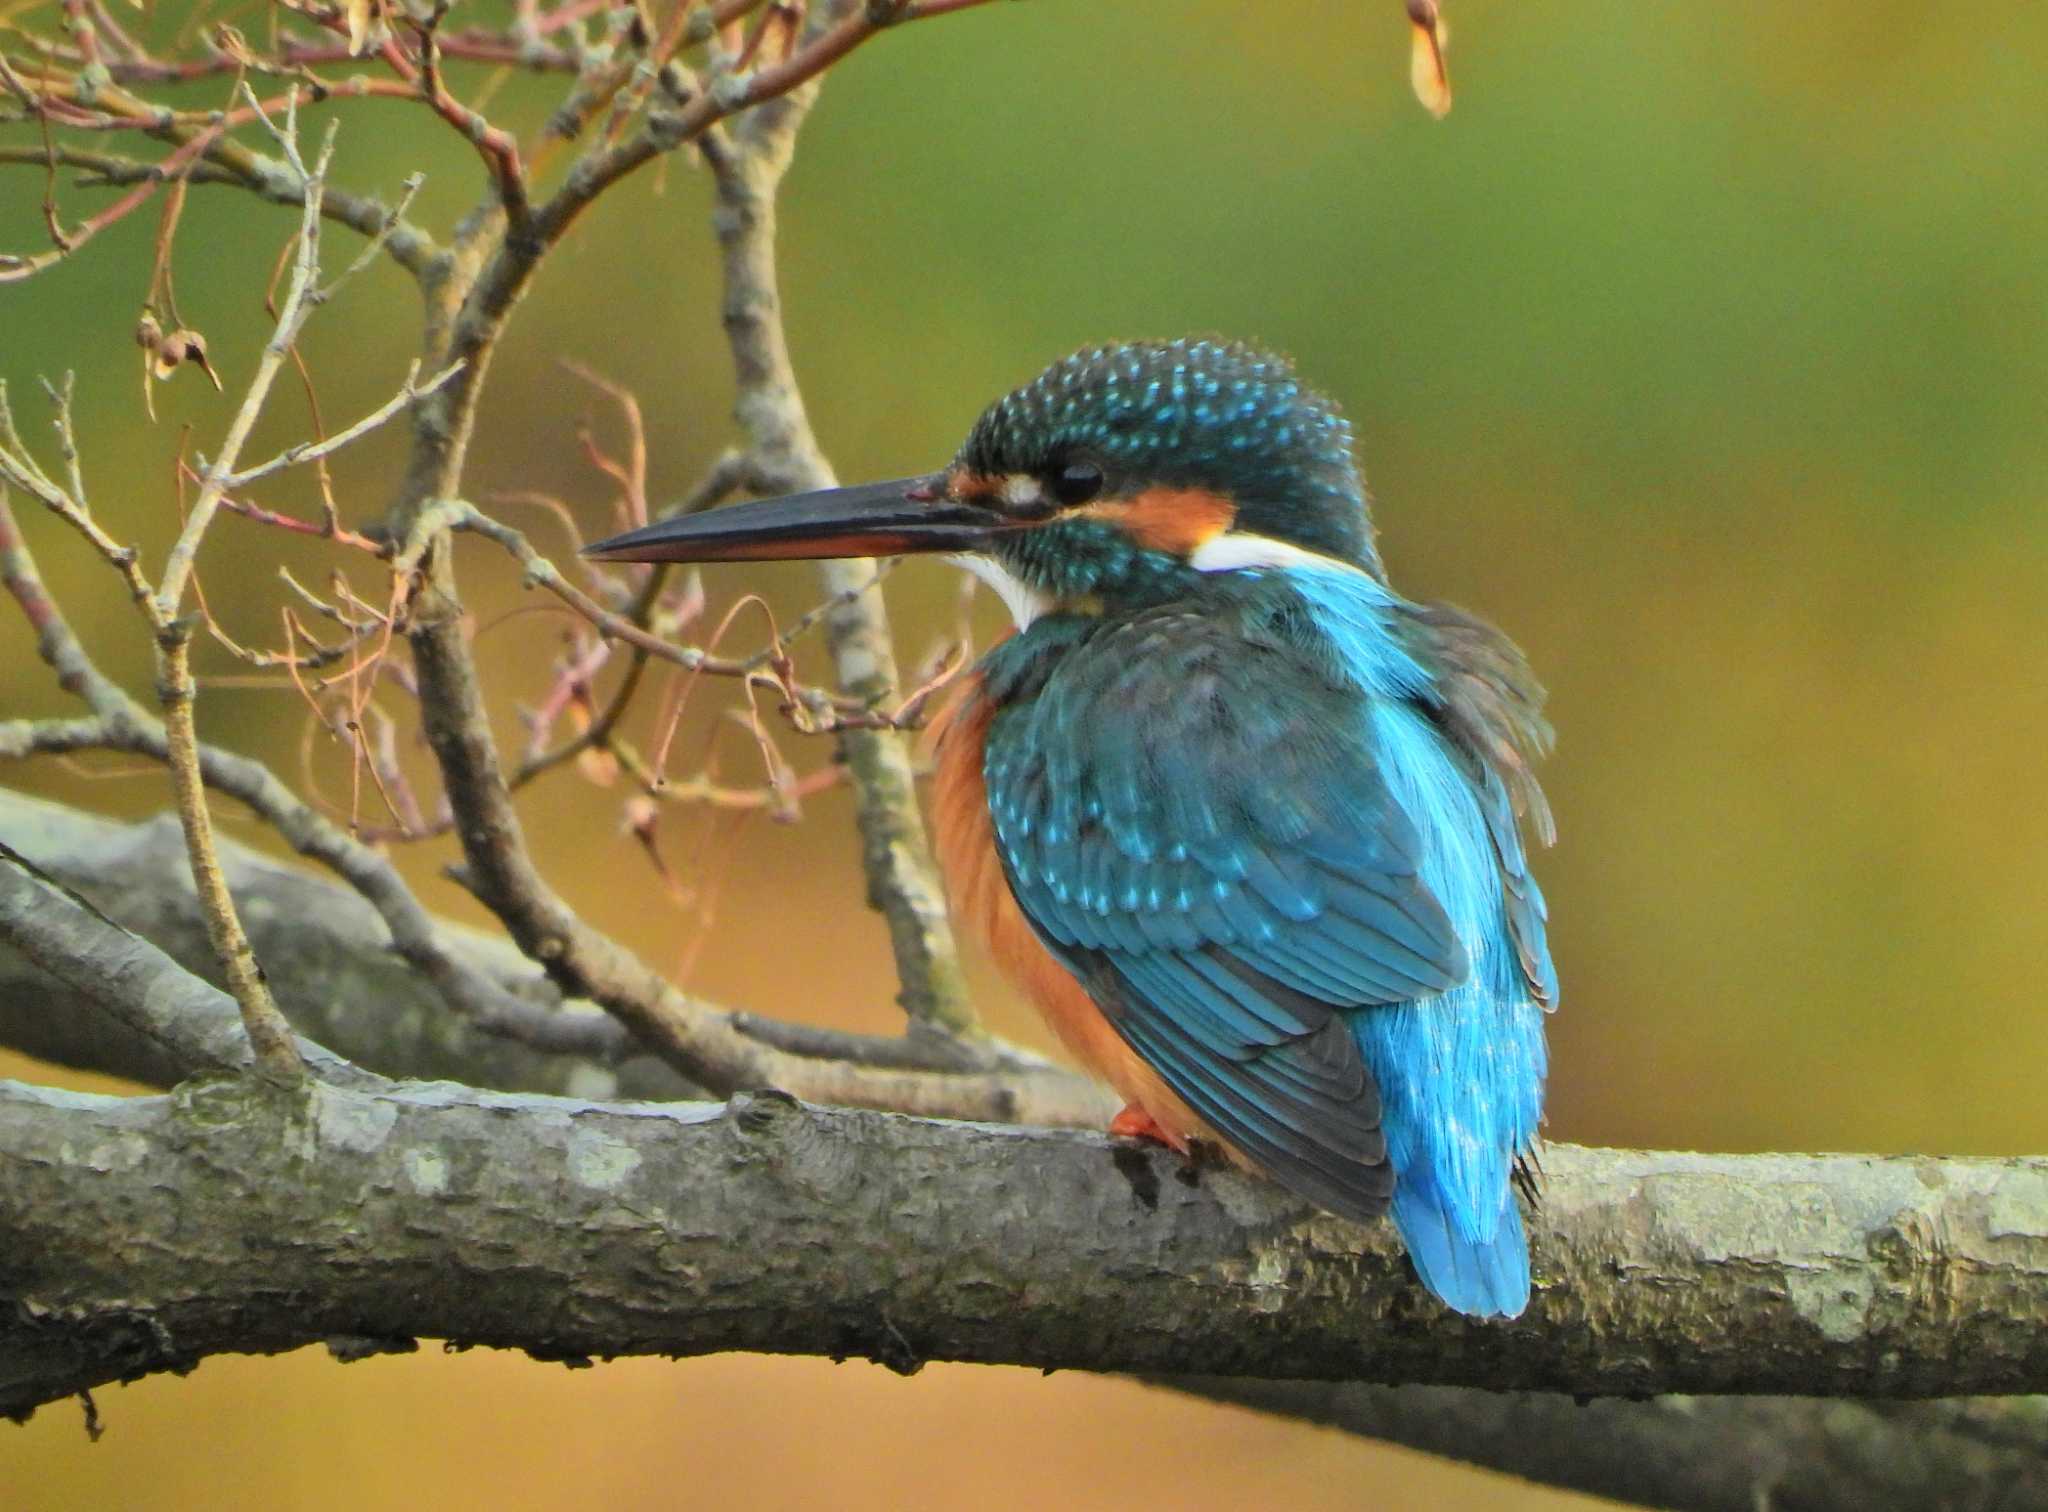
[1050,461,1106,507]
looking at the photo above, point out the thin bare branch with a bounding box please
[0,499,618,1063]
[702,26,976,1038]
[0,73,440,279]
[223,358,463,489]
[154,96,334,617]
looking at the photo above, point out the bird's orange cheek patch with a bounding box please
[948,469,1001,502]
[1103,487,1238,556]
[946,465,1003,499]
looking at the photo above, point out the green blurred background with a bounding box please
[4,0,2046,1505]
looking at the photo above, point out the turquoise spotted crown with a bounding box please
[959,338,1380,572]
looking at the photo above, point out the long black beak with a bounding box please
[583,472,1005,563]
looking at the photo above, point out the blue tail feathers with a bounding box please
[1391,1170,1531,1319]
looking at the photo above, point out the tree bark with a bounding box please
[0,786,1107,1124]
[1169,1380,2048,1512]
[5,785,2048,1510]
[0,788,692,1100]
[4,1071,2048,1426]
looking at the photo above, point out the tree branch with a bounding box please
[3,1077,2046,1427]
[1165,1380,2048,1512]
[0,785,1110,1124]
[384,0,982,1073]
[0,786,682,1097]
[704,59,977,1040]
[0,836,370,1087]
[0,488,629,1073]
[222,358,461,490]
[7,785,2046,1505]
[0,74,439,282]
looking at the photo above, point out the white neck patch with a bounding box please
[1189,532,1354,575]
[950,554,1052,630]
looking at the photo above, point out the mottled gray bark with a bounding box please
[0,788,691,1100]
[1172,1381,2048,1512]
[0,787,1107,1123]
[6,787,2048,1509]
[4,1073,2048,1427]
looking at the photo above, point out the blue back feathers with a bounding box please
[978,563,1554,1317]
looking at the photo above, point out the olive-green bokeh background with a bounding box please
[4,0,2045,1506]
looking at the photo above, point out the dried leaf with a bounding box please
[623,796,693,907]
[136,312,163,420]
[565,684,619,786]
[343,0,390,57]
[623,793,659,839]
[210,24,257,67]
[151,328,223,391]
[1407,0,1452,119]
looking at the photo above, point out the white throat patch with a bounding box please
[950,555,1052,629]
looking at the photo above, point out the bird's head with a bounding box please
[585,339,1382,618]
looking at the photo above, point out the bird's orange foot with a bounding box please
[1108,1103,1192,1157]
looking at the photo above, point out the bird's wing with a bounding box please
[1404,600,1559,1010]
[983,609,1468,1221]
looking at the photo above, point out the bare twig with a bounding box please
[406,8,530,226]
[0,494,621,1061]
[0,74,440,279]
[132,96,360,1079]
[154,94,334,617]
[153,617,305,1077]
[84,30,580,84]
[223,358,463,489]
[525,0,1009,231]
[400,499,753,673]
[702,23,976,1037]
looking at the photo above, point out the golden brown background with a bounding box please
[5,0,2046,1505]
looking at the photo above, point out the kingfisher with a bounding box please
[586,339,1557,1318]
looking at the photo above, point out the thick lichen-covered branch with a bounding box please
[0,843,368,1088]
[0,787,676,1097]
[3,1076,2047,1428]
[5,790,2048,1506]
[0,787,1111,1124]
[1167,1380,2048,1512]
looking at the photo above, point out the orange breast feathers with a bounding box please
[928,673,1209,1149]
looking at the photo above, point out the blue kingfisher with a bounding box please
[587,338,1557,1318]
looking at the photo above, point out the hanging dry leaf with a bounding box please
[138,315,223,420]
[568,685,621,786]
[136,312,163,419]
[343,0,391,57]
[575,746,622,786]
[622,795,693,907]
[209,24,257,68]
[1407,0,1452,119]
[152,328,223,390]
